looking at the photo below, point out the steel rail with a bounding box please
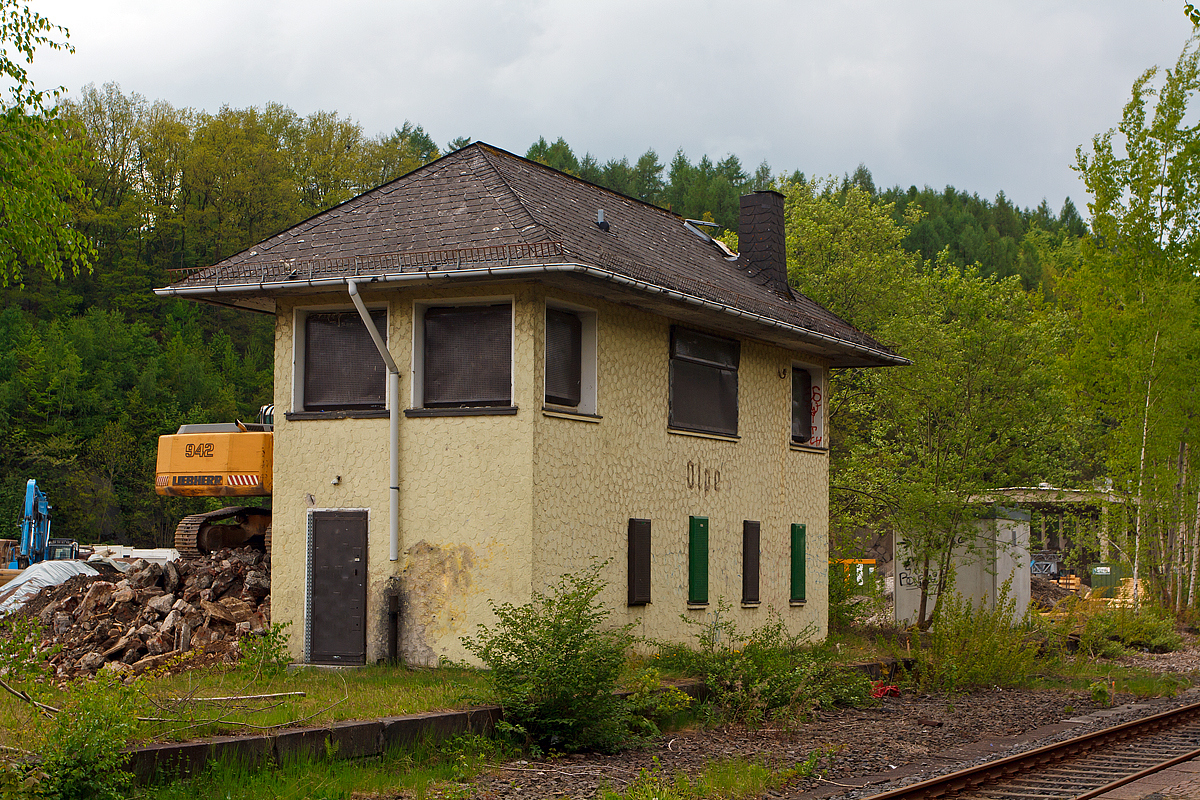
[858,699,1200,800]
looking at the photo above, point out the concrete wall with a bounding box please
[272,283,830,665]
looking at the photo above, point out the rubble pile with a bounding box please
[1030,574,1077,611]
[14,548,271,678]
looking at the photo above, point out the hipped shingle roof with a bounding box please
[156,143,904,367]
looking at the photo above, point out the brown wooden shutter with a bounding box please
[792,367,812,443]
[304,310,387,411]
[628,518,651,605]
[423,305,512,407]
[545,308,583,406]
[742,520,760,604]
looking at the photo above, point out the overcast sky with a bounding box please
[27,1,1196,214]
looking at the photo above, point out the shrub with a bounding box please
[37,670,140,800]
[624,667,693,736]
[910,579,1039,692]
[239,621,293,678]
[0,615,53,688]
[660,601,870,724]
[461,564,633,753]
[1088,605,1183,654]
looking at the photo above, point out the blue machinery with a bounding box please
[8,479,58,569]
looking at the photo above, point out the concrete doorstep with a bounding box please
[124,706,502,782]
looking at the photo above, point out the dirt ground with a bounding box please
[448,642,1200,800]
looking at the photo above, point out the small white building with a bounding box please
[895,507,1030,624]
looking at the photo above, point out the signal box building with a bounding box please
[157,144,903,666]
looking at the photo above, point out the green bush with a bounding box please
[461,564,634,753]
[910,580,1039,692]
[659,601,870,724]
[624,667,693,737]
[37,670,140,800]
[1084,605,1183,654]
[0,615,53,688]
[239,621,293,678]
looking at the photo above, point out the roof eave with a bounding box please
[155,261,906,368]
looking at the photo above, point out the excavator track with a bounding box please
[174,506,271,558]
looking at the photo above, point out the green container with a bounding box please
[1089,563,1127,598]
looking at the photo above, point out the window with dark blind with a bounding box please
[545,308,582,407]
[628,518,651,606]
[423,304,512,408]
[792,367,812,444]
[304,310,387,411]
[669,327,739,436]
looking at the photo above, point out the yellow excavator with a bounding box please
[154,406,273,557]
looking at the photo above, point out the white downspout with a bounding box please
[348,280,400,562]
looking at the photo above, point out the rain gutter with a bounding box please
[155,263,909,367]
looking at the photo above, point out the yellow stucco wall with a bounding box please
[272,284,828,665]
[530,288,829,646]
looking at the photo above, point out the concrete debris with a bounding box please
[12,547,271,679]
[1030,574,1077,611]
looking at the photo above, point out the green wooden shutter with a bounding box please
[689,516,709,605]
[790,523,807,603]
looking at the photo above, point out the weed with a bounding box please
[625,667,693,736]
[37,670,141,800]
[1089,680,1113,707]
[909,579,1039,693]
[461,563,634,753]
[0,616,53,689]
[238,621,293,679]
[599,751,828,800]
[658,601,870,724]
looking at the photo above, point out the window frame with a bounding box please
[791,363,827,449]
[668,326,740,438]
[544,299,598,416]
[292,304,391,414]
[410,296,515,413]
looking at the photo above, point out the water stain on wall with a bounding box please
[399,540,476,666]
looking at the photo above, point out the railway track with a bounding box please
[859,700,1200,800]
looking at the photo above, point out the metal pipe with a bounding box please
[156,263,909,366]
[348,280,401,562]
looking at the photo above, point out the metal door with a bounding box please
[309,510,367,664]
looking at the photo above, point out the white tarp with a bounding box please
[0,560,99,615]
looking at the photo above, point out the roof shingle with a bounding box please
[157,143,904,367]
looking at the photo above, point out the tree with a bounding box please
[0,0,93,286]
[1068,37,1200,607]
[784,179,1068,627]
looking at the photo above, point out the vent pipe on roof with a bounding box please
[348,280,400,562]
[737,191,791,295]
[596,209,610,232]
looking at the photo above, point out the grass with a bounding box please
[598,751,829,800]
[138,732,510,800]
[0,663,491,747]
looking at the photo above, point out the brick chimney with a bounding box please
[737,190,791,296]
